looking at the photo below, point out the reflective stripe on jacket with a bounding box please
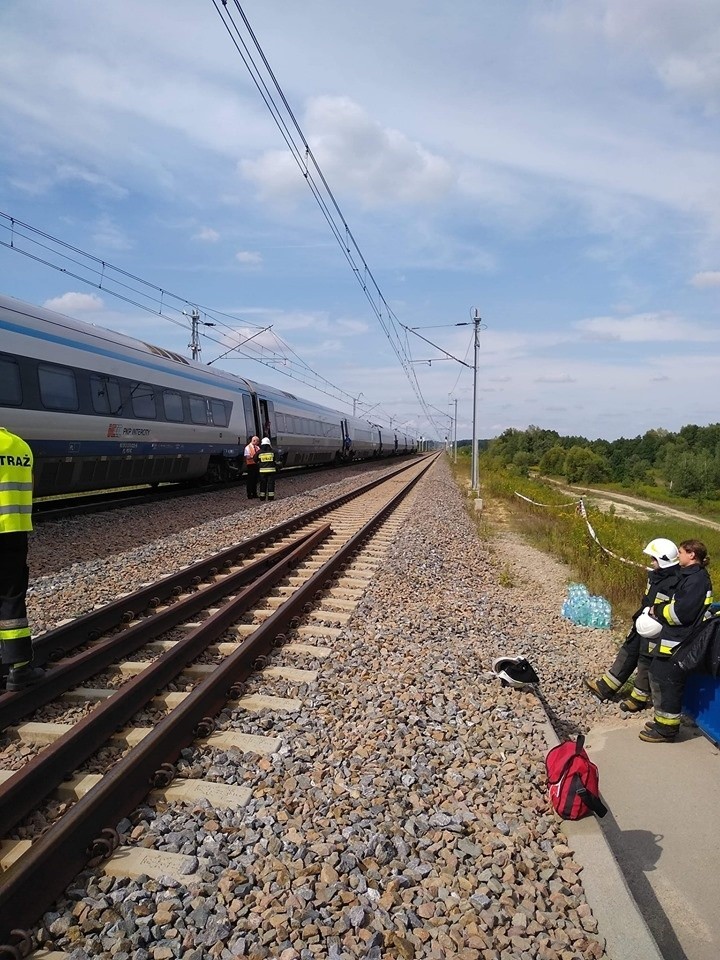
[653,564,713,655]
[0,429,33,534]
[258,450,276,473]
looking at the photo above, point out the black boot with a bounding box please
[584,676,617,701]
[6,663,45,692]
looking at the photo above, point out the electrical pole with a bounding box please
[188,309,201,361]
[186,309,216,362]
[453,396,458,464]
[471,310,481,492]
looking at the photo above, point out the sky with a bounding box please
[1,0,720,442]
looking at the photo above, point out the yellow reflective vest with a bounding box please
[0,428,34,533]
[258,449,276,473]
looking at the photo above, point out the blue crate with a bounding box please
[683,673,720,745]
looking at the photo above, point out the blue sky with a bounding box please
[1,0,720,441]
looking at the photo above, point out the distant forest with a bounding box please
[470,424,720,499]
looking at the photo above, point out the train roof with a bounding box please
[0,293,390,430]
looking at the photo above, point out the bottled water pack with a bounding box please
[561,583,612,629]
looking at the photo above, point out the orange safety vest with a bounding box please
[244,443,259,466]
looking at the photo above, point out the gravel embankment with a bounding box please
[26,460,407,635]
[26,457,637,959]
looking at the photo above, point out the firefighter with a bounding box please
[584,538,680,711]
[640,539,713,743]
[1,427,45,691]
[257,437,277,502]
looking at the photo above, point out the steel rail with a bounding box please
[27,456,424,666]
[0,524,331,837]
[0,456,432,944]
[33,456,418,523]
[0,527,324,733]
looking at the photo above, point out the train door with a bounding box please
[340,418,351,458]
[242,394,257,442]
[258,397,276,444]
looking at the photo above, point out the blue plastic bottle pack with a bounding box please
[561,583,611,629]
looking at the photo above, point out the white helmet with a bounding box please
[635,612,662,638]
[492,656,539,689]
[643,538,679,569]
[261,437,271,446]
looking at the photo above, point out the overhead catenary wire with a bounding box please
[210,0,441,438]
[0,212,368,412]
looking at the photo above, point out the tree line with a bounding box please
[483,424,720,499]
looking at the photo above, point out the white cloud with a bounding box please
[235,250,263,267]
[690,270,720,288]
[543,0,720,111]
[575,312,720,342]
[43,292,104,313]
[194,227,220,243]
[91,217,131,252]
[241,95,455,208]
[534,375,576,384]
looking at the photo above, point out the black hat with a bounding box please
[492,656,539,688]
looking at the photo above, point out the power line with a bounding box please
[210,0,440,437]
[0,211,361,408]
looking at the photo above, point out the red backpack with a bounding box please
[545,734,607,820]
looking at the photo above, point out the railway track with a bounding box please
[33,456,416,524]
[0,455,436,948]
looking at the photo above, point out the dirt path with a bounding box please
[541,477,720,531]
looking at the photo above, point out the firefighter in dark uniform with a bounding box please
[1,427,45,691]
[640,539,713,742]
[585,538,681,711]
[257,437,277,502]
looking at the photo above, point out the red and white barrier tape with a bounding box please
[514,492,582,509]
[516,491,646,569]
[576,499,645,568]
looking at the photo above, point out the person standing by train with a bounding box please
[640,539,712,743]
[243,435,260,500]
[1,426,44,691]
[257,437,277,502]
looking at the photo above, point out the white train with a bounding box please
[0,294,416,497]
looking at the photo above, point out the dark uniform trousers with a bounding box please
[245,464,259,499]
[605,628,652,699]
[0,531,31,666]
[601,565,681,703]
[647,564,713,737]
[259,471,275,500]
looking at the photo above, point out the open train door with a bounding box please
[340,418,351,461]
[257,396,284,466]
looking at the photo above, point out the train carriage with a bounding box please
[0,294,416,497]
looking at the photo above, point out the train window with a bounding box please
[90,375,122,415]
[0,357,22,405]
[131,382,157,419]
[38,364,78,411]
[163,391,184,422]
[189,396,207,424]
[210,400,228,427]
[275,413,285,432]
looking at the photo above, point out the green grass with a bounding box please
[451,451,720,622]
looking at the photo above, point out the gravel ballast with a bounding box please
[21,457,641,959]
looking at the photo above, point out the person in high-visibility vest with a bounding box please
[243,435,260,500]
[257,437,277,502]
[0,427,45,691]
